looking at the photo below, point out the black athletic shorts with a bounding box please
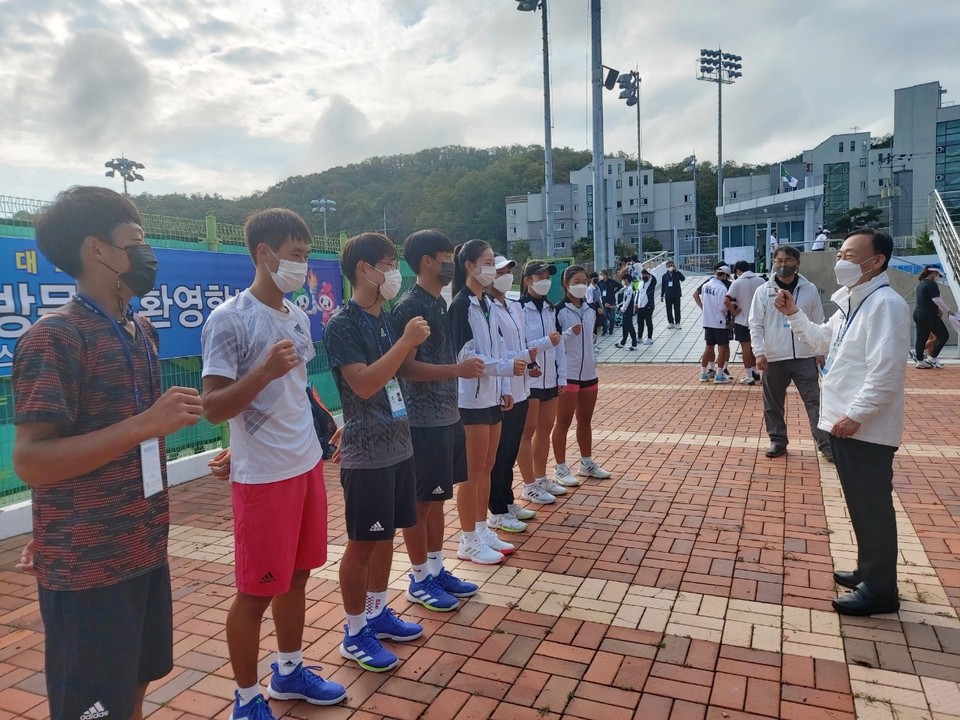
[460,405,504,426]
[410,421,467,501]
[704,327,730,347]
[528,386,559,402]
[39,563,174,720]
[340,457,418,541]
[733,323,751,343]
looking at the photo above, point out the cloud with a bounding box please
[50,29,154,148]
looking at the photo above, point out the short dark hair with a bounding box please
[845,227,893,270]
[403,229,454,274]
[245,208,311,258]
[34,186,142,279]
[733,260,750,273]
[341,232,397,284]
[774,245,801,261]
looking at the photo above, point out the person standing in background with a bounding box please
[661,260,686,329]
[913,266,954,369]
[635,267,657,345]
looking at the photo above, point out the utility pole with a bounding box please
[590,0,607,272]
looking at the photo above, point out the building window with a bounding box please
[850,141,855,151]
[574,204,579,212]
[643,175,649,185]
[554,241,565,250]
[616,201,622,208]
[616,180,622,188]
[860,181,866,189]
[684,214,692,222]
[629,198,635,206]
[684,194,692,202]
[509,209,517,216]
[859,157,866,167]
[511,227,517,234]
[839,142,844,152]
[641,217,649,225]
[554,222,565,230]
[642,198,648,205]
[630,217,639,225]
[607,164,613,175]
[618,163,622,173]
[555,204,565,212]
[629,176,635,187]
[574,223,579,230]
[730,191,737,199]
[617,219,623,228]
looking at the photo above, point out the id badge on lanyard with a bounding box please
[385,379,407,419]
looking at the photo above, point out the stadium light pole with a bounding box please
[310,197,337,238]
[104,157,145,196]
[516,0,555,257]
[696,48,743,210]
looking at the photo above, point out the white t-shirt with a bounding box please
[812,232,827,250]
[769,233,778,247]
[700,277,730,329]
[201,289,322,484]
[725,271,766,326]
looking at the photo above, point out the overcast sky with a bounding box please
[2,0,959,203]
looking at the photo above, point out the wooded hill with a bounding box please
[131,145,769,252]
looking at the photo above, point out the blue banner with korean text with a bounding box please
[0,237,342,376]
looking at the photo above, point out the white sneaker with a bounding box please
[928,357,944,369]
[507,503,537,521]
[541,477,568,496]
[480,526,516,554]
[644,338,654,345]
[553,463,580,487]
[521,481,556,504]
[487,513,527,533]
[578,459,612,479]
[457,534,504,565]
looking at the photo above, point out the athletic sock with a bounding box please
[276,649,302,675]
[365,591,388,619]
[426,551,445,578]
[411,563,429,582]
[237,684,261,705]
[346,612,366,636]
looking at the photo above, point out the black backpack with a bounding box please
[307,384,338,460]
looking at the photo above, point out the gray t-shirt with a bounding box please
[393,284,460,428]
[324,301,413,469]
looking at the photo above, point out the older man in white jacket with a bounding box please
[774,229,909,617]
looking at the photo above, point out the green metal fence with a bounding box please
[0,196,395,506]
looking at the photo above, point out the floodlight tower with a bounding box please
[104,157,146,196]
[696,48,743,209]
[310,197,337,238]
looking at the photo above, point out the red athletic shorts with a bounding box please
[232,460,328,596]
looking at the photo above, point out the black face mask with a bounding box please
[105,243,158,296]
[776,264,798,279]
[436,260,455,287]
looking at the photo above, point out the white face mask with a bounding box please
[269,250,308,294]
[568,283,588,299]
[370,265,402,300]
[834,255,876,288]
[531,278,552,296]
[492,273,514,295]
[473,265,496,287]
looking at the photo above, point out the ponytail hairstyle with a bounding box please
[452,238,492,296]
[562,264,587,290]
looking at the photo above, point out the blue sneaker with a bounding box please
[267,662,346,706]
[406,574,460,612]
[340,624,398,672]
[366,607,424,641]
[436,567,479,598]
[229,692,275,720]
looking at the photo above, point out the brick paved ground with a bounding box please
[1,363,959,720]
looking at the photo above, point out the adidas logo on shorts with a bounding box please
[432,486,444,495]
[80,702,110,719]
[258,571,276,584]
[369,521,385,532]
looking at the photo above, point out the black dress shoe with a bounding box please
[833,569,861,589]
[832,582,900,617]
[765,443,787,458]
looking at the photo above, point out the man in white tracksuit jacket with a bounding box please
[774,228,909,617]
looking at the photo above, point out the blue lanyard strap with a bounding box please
[352,301,394,356]
[75,294,155,413]
[837,284,889,345]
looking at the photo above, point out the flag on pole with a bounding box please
[780,164,799,189]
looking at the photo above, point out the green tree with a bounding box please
[832,205,884,235]
[641,236,663,253]
[614,241,632,260]
[915,225,935,254]
[572,238,594,265]
[509,239,531,266]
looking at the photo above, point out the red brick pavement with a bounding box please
[1,363,958,719]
